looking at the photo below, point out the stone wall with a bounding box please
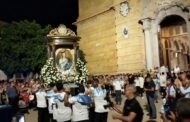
[76,0,190,74]
[76,0,145,74]
[114,0,145,73]
[77,10,117,74]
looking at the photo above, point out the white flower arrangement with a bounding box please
[75,58,88,84]
[40,58,62,84]
[40,57,88,84]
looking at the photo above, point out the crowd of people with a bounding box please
[0,79,38,114]
[0,66,190,122]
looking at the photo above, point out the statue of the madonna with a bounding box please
[56,49,73,72]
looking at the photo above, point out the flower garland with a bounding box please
[40,57,88,85]
[40,58,62,84]
[75,58,88,84]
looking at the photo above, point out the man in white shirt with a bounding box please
[139,75,144,98]
[160,65,167,75]
[174,66,180,75]
[113,76,122,105]
[92,78,109,122]
[68,85,90,122]
[134,76,140,97]
[53,81,72,122]
[46,82,56,122]
[159,72,167,98]
[36,84,48,122]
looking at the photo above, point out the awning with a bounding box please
[0,70,7,81]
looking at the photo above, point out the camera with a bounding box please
[104,101,114,109]
[103,89,114,109]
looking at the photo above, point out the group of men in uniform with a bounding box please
[35,78,144,122]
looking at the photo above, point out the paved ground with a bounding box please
[25,95,162,122]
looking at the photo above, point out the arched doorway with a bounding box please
[159,15,189,71]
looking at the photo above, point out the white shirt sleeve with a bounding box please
[170,86,176,97]
[180,86,190,95]
[43,92,47,97]
[68,96,77,104]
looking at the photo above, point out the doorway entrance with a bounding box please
[159,15,190,71]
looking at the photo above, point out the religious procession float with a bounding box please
[40,24,88,89]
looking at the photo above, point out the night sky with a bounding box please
[0,0,78,31]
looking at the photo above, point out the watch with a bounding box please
[120,2,129,17]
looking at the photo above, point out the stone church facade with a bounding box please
[75,0,190,74]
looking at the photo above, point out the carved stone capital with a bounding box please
[140,18,152,30]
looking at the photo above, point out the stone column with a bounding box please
[152,23,160,68]
[141,18,154,70]
[47,45,51,58]
[52,45,56,66]
[73,43,78,64]
[185,8,190,69]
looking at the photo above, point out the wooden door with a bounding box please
[159,23,189,71]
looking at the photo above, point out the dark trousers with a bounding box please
[160,87,166,98]
[74,120,89,122]
[115,90,122,105]
[37,107,48,122]
[139,88,144,97]
[18,107,29,114]
[8,96,18,114]
[89,107,94,122]
[136,86,141,96]
[63,120,71,122]
[49,113,56,122]
[167,98,177,111]
[29,93,37,109]
[94,112,108,122]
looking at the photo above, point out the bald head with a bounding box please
[125,85,136,94]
